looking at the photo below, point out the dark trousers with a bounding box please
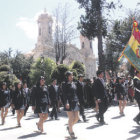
[79,105,86,121]
[134,98,140,121]
[98,98,108,122]
[24,104,29,116]
[50,101,58,119]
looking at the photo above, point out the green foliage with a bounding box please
[0,65,10,72]
[51,64,69,84]
[70,61,85,76]
[105,11,140,73]
[11,52,33,82]
[76,0,121,70]
[0,65,20,87]
[30,57,56,86]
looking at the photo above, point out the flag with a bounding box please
[119,20,140,72]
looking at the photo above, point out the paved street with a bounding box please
[0,104,140,140]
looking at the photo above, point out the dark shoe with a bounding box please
[36,123,40,130]
[95,114,100,122]
[133,118,140,125]
[77,119,82,123]
[100,119,105,125]
[83,119,88,122]
[70,132,77,139]
[55,118,59,120]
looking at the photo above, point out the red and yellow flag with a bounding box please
[118,20,140,72]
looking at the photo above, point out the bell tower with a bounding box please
[36,9,53,51]
[80,35,93,57]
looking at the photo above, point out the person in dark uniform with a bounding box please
[84,79,94,108]
[0,82,11,125]
[76,74,87,122]
[23,82,31,116]
[94,70,108,124]
[49,79,59,120]
[10,85,16,115]
[115,77,127,115]
[13,82,27,127]
[133,71,140,125]
[32,76,50,133]
[63,71,79,139]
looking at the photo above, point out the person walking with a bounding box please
[94,70,108,124]
[49,79,59,120]
[0,82,11,125]
[13,82,27,127]
[76,74,87,122]
[133,71,140,125]
[63,71,79,139]
[32,76,50,133]
[23,82,31,116]
[115,77,127,115]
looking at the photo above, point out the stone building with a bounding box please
[26,10,96,78]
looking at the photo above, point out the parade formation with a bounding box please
[0,68,140,139]
[1,0,140,139]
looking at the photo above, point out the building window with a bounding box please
[90,41,92,49]
[82,42,84,48]
[39,28,41,36]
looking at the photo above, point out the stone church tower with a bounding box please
[80,35,96,78]
[26,10,96,78]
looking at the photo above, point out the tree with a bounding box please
[0,64,19,87]
[69,61,85,76]
[30,57,56,86]
[53,3,77,64]
[76,0,121,71]
[51,64,69,84]
[11,51,33,85]
[105,11,140,74]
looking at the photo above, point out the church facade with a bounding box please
[26,10,96,78]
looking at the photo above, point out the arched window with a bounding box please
[82,42,84,48]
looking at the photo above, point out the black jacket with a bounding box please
[32,85,50,107]
[13,89,26,110]
[0,89,11,107]
[76,81,85,105]
[133,76,140,100]
[63,81,79,111]
[49,85,59,103]
[94,78,107,100]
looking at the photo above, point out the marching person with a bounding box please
[94,70,108,124]
[0,82,11,125]
[63,71,79,139]
[133,71,140,125]
[116,77,127,115]
[23,82,31,116]
[32,76,50,133]
[13,82,27,127]
[49,79,59,120]
[76,74,87,122]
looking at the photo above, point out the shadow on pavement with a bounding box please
[86,123,103,129]
[127,126,140,140]
[18,131,46,139]
[0,126,19,131]
[87,114,96,118]
[111,115,124,119]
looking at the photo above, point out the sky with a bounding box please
[0,0,140,58]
